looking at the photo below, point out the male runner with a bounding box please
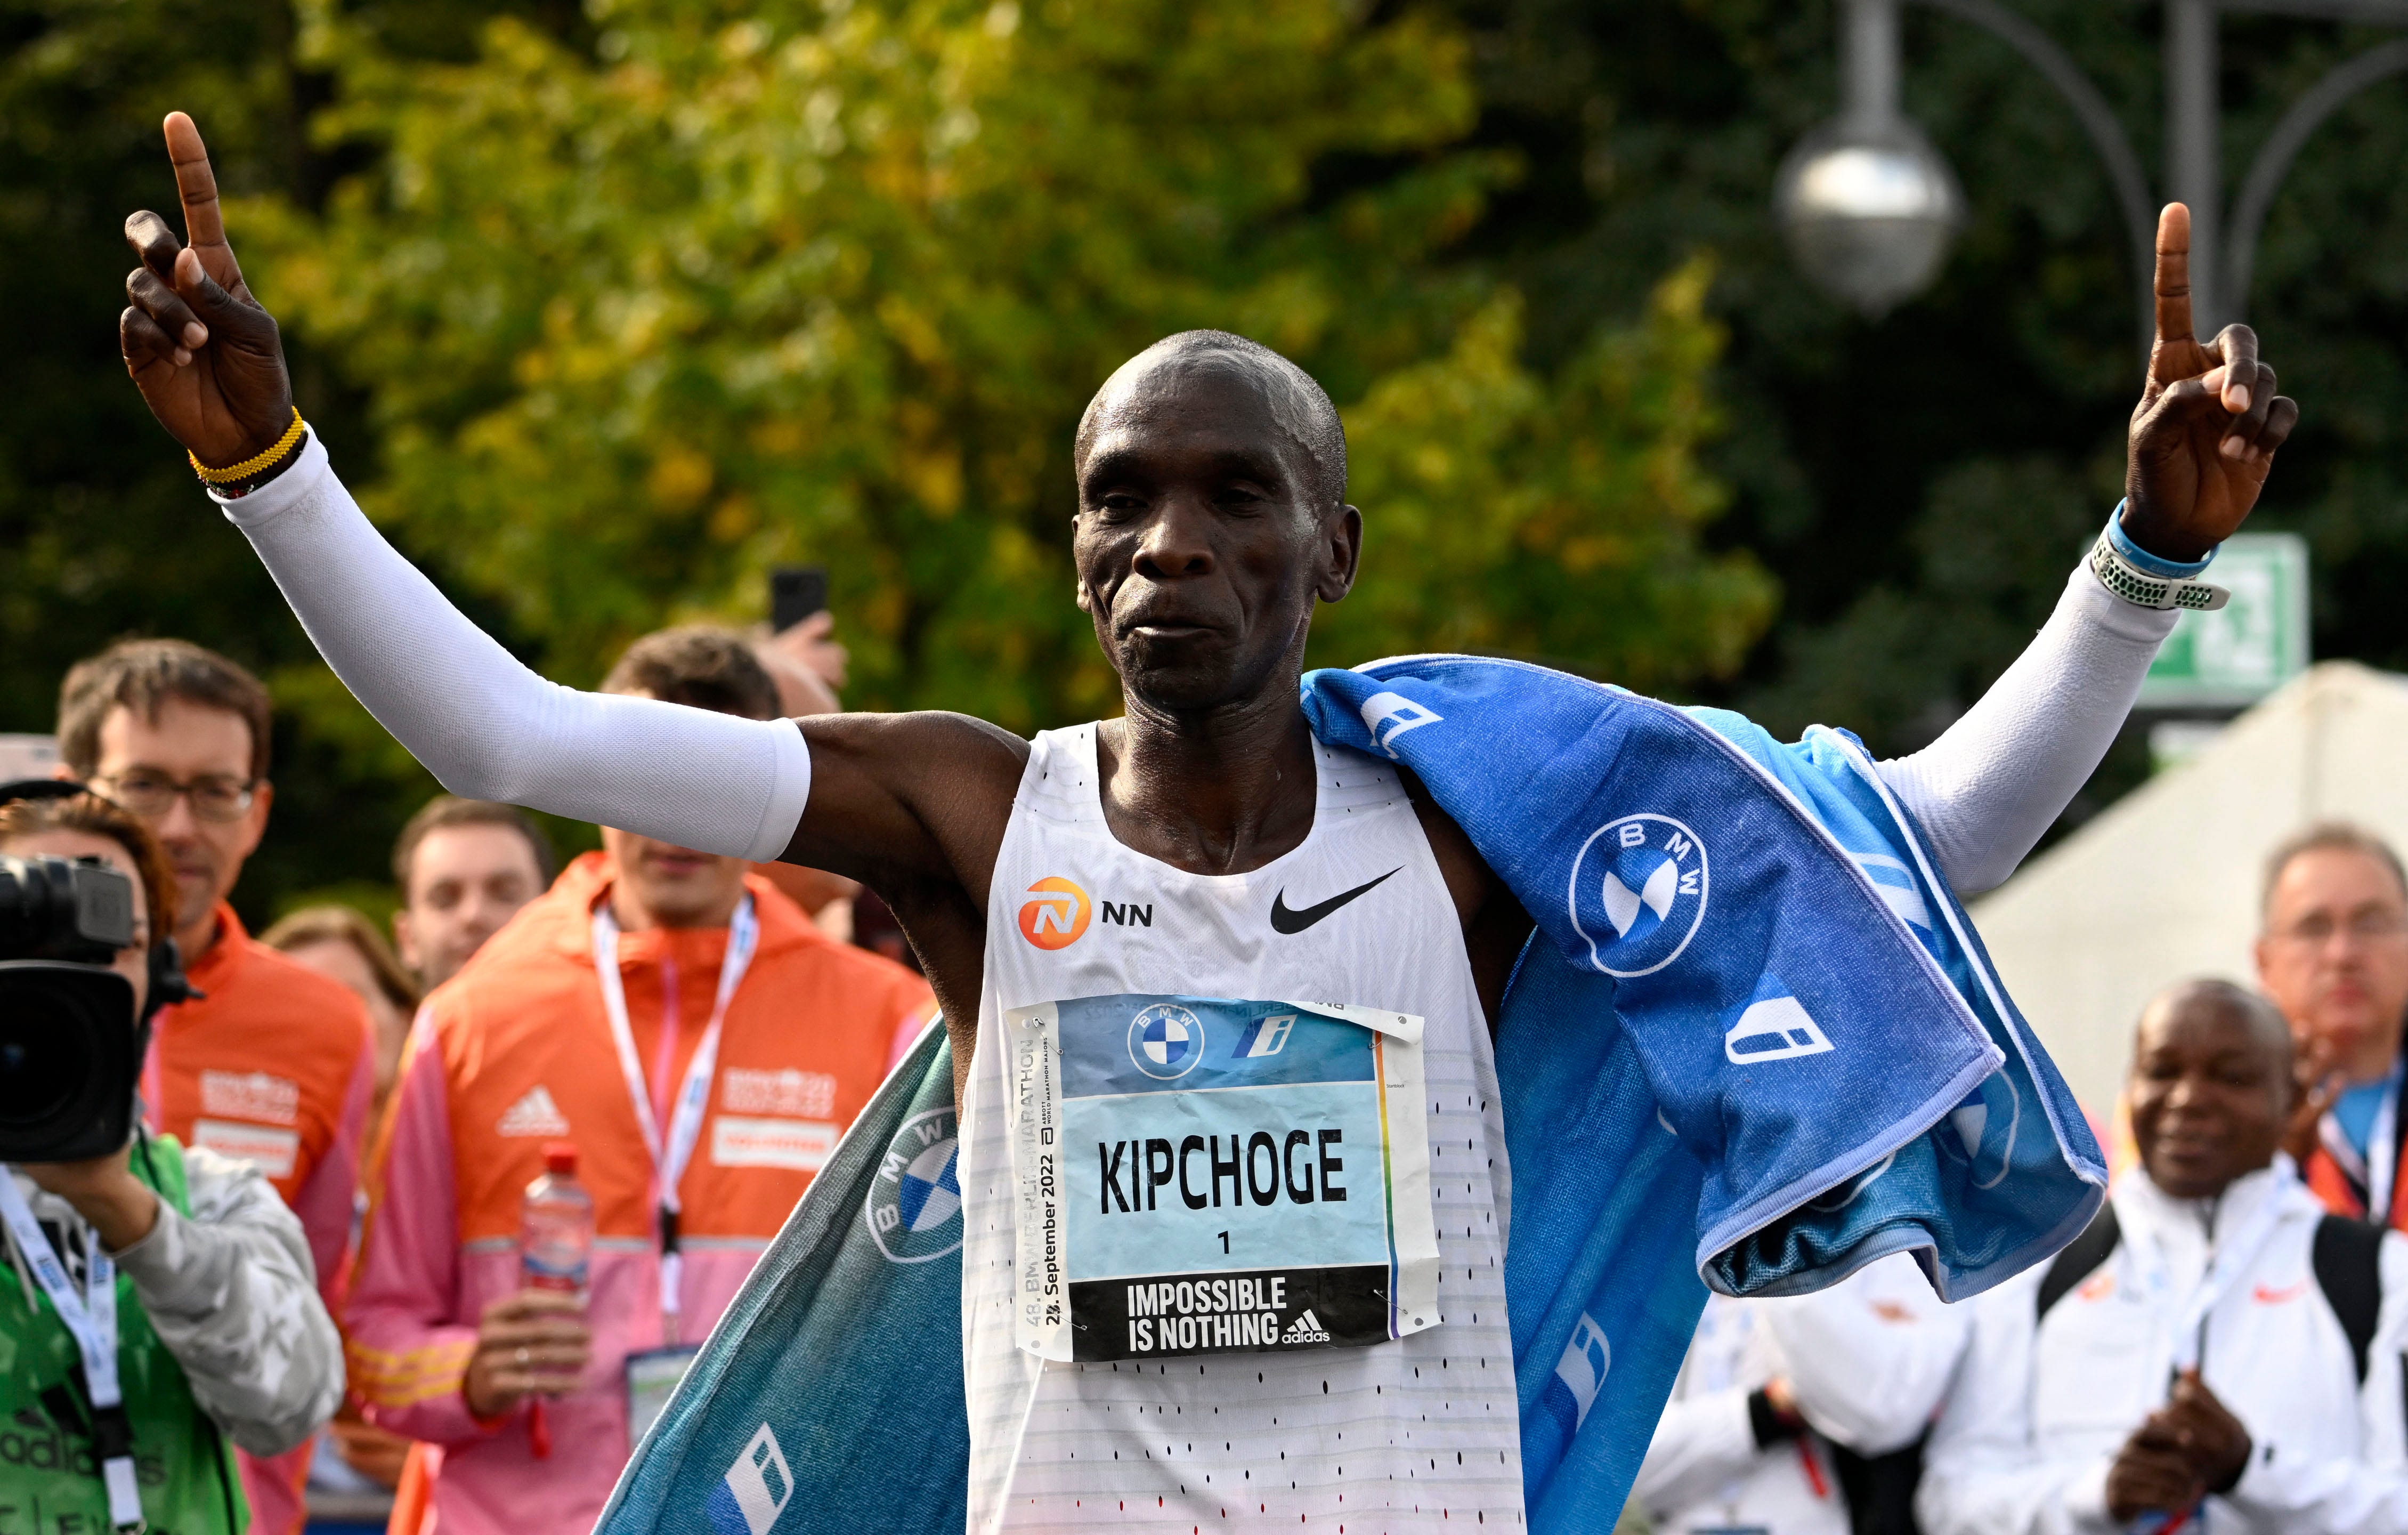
[118,111,2295,1529]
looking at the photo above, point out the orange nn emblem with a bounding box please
[1018,877,1092,950]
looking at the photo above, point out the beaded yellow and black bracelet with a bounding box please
[189,407,306,486]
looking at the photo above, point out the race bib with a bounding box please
[1004,993,1439,1363]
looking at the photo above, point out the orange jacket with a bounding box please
[345,853,936,1535]
[142,900,378,1535]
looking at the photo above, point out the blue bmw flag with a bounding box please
[598,655,2105,1535]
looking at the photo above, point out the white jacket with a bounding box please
[1634,1252,1971,1534]
[3,1146,344,1457]
[1918,1164,2408,1535]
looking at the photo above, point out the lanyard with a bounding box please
[2130,1161,2298,1373]
[591,895,758,1341]
[2318,1066,2402,1223]
[0,1175,144,1530]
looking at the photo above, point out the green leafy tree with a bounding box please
[246,0,1769,725]
[6,0,1774,919]
[0,0,593,923]
[1329,264,1771,684]
[1456,0,2408,827]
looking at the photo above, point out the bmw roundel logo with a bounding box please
[1567,813,1709,978]
[866,1106,961,1263]
[1128,1002,1206,1080]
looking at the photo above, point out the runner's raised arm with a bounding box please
[120,124,1019,869]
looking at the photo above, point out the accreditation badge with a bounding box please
[1004,993,1440,1363]
[624,1344,701,1444]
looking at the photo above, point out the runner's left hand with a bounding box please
[2122,204,2300,563]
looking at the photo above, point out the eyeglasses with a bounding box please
[2270,910,2408,947]
[91,771,258,824]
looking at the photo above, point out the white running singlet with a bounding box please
[961,725,1523,1532]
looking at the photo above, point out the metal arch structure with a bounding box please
[2224,36,2408,324]
[1908,0,2161,353]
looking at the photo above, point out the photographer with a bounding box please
[1,784,344,1535]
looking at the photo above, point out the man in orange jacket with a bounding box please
[345,626,936,1535]
[55,637,378,1535]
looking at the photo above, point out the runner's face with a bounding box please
[2254,847,2408,1085]
[2128,996,2289,1200]
[1073,362,1358,711]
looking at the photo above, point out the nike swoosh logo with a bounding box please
[1270,868,1401,934]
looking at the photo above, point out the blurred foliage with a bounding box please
[1331,263,1773,684]
[3,0,1770,925]
[10,0,2408,916]
[1453,0,2408,830]
[244,0,1768,723]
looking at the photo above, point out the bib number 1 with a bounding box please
[1005,993,1441,1363]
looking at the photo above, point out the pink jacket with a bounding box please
[344,858,935,1535]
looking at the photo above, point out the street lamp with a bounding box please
[1776,0,1964,317]
[1783,0,2408,344]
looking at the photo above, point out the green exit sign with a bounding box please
[2137,531,2309,708]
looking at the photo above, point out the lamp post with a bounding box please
[1780,0,2408,345]
[1774,0,1966,316]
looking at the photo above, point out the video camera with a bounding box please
[0,853,144,1162]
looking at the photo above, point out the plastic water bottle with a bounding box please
[521,1142,593,1296]
[518,1143,590,1461]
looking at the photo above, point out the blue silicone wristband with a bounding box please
[2109,501,2215,579]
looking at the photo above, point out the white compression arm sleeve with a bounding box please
[214,435,811,861]
[1876,558,2177,898]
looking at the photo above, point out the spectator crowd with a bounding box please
[4,619,933,1535]
[1629,825,2408,1534]
[8,625,2408,1535]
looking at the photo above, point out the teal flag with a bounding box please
[596,1025,967,1535]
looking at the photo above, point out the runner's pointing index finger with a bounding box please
[2150,202,2193,376]
[164,111,242,288]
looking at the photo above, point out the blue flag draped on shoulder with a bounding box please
[1302,656,2104,1526]
[596,655,2104,1535]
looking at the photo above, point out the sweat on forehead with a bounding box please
[1075,330,1348,511]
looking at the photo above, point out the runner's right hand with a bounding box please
[118,111,296,470]
[464,1290,594,1419]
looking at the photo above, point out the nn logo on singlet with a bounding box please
[1280,1308,1332,1345]
[1018,877,1091,949]
[1017,877,1153,949]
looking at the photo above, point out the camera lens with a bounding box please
[0,963,126,1159]
[0,1012,83,1127]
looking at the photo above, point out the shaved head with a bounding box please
[2137,977,2293,1078]
[1076,331,1348,514]
[2129,978,2295,1198]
